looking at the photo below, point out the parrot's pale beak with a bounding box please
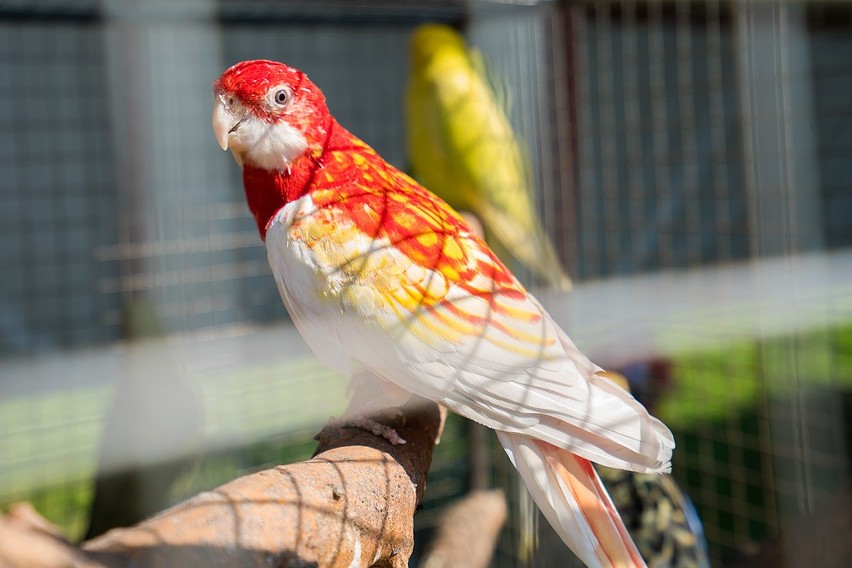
[211,91,306,171]
[212,98,236,151]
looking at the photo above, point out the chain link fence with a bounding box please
[1,1,850,566]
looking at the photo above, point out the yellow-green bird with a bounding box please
[406,24,572,290]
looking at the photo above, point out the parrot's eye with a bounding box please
[273,89,291,106]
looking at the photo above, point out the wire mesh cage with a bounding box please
[1,0,850,566]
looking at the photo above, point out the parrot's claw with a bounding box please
[325,412,407,445]
[347,415,407,445]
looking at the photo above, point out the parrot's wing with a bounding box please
[266,157,672,474]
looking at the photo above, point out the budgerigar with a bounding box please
[407,24,571,290]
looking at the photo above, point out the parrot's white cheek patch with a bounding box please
[239,118,308,171]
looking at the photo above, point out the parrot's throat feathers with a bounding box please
[243,160,312,240]
[241,118,308,171]
[242,116,339,240]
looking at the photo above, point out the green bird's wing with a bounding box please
[407,25,571,289]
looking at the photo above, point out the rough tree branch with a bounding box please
[0,397,445,568]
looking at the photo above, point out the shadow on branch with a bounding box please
[0,397,445,568]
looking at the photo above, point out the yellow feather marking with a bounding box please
[410,297,550,358]
[412,304,462,343]
[394,211,418,228]
[394,278,431,311]
[307,222,325,244]
[416,232,439,247]
[496,318,555,346]
[428,302,481,337]
[382,272,551,356]
[494,300,544,324]
[425,285,555,352]
[442,237,464,260]
[486,332,553,360]
[385,293,440,346]
[313,188,334,202]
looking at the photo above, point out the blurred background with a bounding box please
[0,0,850,566]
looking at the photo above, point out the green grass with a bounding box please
[0,356,347,540]
[6,478,94,542]
[657,323,852,428]
[655,324,852,564]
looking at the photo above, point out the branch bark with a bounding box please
[0,397,445,568]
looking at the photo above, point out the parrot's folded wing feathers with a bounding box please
[266,158,672,474]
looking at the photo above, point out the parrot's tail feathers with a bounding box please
[497,432,647,568]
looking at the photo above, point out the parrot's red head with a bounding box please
[212,60,330,171]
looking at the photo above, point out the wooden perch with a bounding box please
[0,397,445,568]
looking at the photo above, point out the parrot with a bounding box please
[212,59,674,568]
[406,24,572,290]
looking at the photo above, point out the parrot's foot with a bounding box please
[340,372,408,444]
[345,414,407,445]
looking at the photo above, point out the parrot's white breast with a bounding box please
[264,193,456,392]
[264,194,363,376]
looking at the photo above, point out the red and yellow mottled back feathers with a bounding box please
[308,135,526,305]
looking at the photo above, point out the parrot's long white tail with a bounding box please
[498,432,646,568]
